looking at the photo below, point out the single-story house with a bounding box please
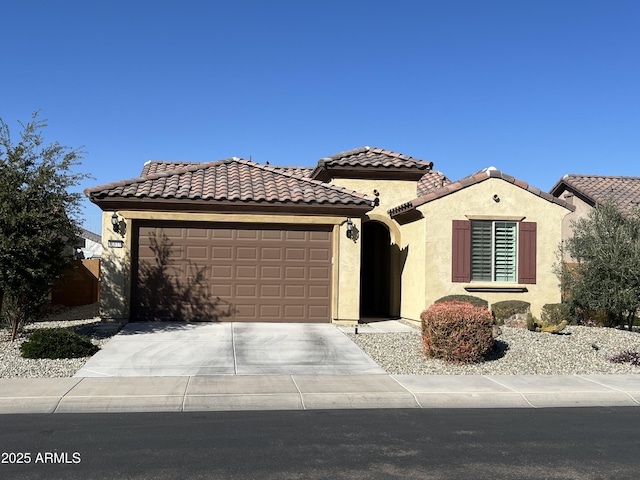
[74,227,103,260]
[85,146,574,324]
[550,174,640,261]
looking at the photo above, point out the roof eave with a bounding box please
[87,196,374,217]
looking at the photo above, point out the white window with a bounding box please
[471,221,517,282]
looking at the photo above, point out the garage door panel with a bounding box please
[134,223,332,322]
[284,305,305,318]
[212,229,233,239]
[186,246,208,260]
[309,231,331,242]
[261,230,283,240]
[236,265,258,279]
[260,266,282,279]
[237,230,259,240]
[237,246,258,260]
[309,285,329,298]
[284,266,305,280]
[260,247,282,261]
[285,285,305,298]
[235,284,257,297]
[212,246,233,260]
[285,248,305,261]
[309,266,331,280]
[211,265,232,279]
[260,285,282,297]
[309,248,330,261]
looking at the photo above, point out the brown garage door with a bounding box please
[133,222,333,322]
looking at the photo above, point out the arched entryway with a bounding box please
[360,220,398,318]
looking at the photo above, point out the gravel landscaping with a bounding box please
[2,304,640,377]
[0,303,115,378]
[347,323,640,375]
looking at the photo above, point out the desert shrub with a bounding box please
[526,311,537,331]
[491,300,531,323]
[576,308,618,327]
[20,328,99,359]
[541,303,570,325]
[433,295,488,308]
[420,301,495,364]
[609,350,640,367]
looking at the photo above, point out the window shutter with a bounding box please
[518,222,537,284]
[452,220,471,282]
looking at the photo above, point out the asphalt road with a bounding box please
[1,408,640,479]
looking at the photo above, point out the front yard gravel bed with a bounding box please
[346,325,640,375]
[0,303,115,379]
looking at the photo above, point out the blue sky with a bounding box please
[2,0,639,233]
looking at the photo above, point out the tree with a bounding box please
[559,199,640,331]
[0,111,89,340]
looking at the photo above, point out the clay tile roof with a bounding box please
[271,166,314,178]
[317,146,433,170]
[416,171,452,197]
[85,158,373,207]
[389,167,575,218]
[141,161,204,176]
[549,174,640,215]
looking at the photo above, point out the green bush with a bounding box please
[576,308,618,327]
[434,295,488,308]
[491,300,531,323]
[20,328,99,359]
[420,301,495,364]
[541,303,569,325]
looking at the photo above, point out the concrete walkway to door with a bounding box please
[74,322,393,377]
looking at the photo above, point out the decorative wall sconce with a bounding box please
[111,212,126,236]
[493,194,500,203]
[345,218,359,242]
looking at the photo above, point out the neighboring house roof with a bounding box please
[78,227,101,244]
[85,157,374,212]
[310,146,434,181]
[389,166,575,220]
[549,174,640,215]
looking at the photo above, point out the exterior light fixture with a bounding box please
[493,194,500,203]
[111,212,121,233]
[346,218,354,239]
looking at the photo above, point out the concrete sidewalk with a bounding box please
[2,374,640,414]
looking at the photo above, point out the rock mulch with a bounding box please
[0,303,115,378]
[347,324,640,375]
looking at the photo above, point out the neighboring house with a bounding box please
[549,175,640,260]
[85,147,574,324]
[75,227,103,259]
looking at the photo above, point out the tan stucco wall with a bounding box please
[99,211,132,322]
[98,210,360,324]
[399,178,572,320]
[557,192,593,261]
[331,178,417,233]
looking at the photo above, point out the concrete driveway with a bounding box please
[75,322,388,377]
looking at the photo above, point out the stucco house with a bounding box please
[85,147,574,324]
[550,175,640,260]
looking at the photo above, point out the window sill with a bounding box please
[464,284,529,293]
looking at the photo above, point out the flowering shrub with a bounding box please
[420,301,495,364]
[608,350,640,367]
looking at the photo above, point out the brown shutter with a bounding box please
[518,222,537,284]
[452,220,471,282]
